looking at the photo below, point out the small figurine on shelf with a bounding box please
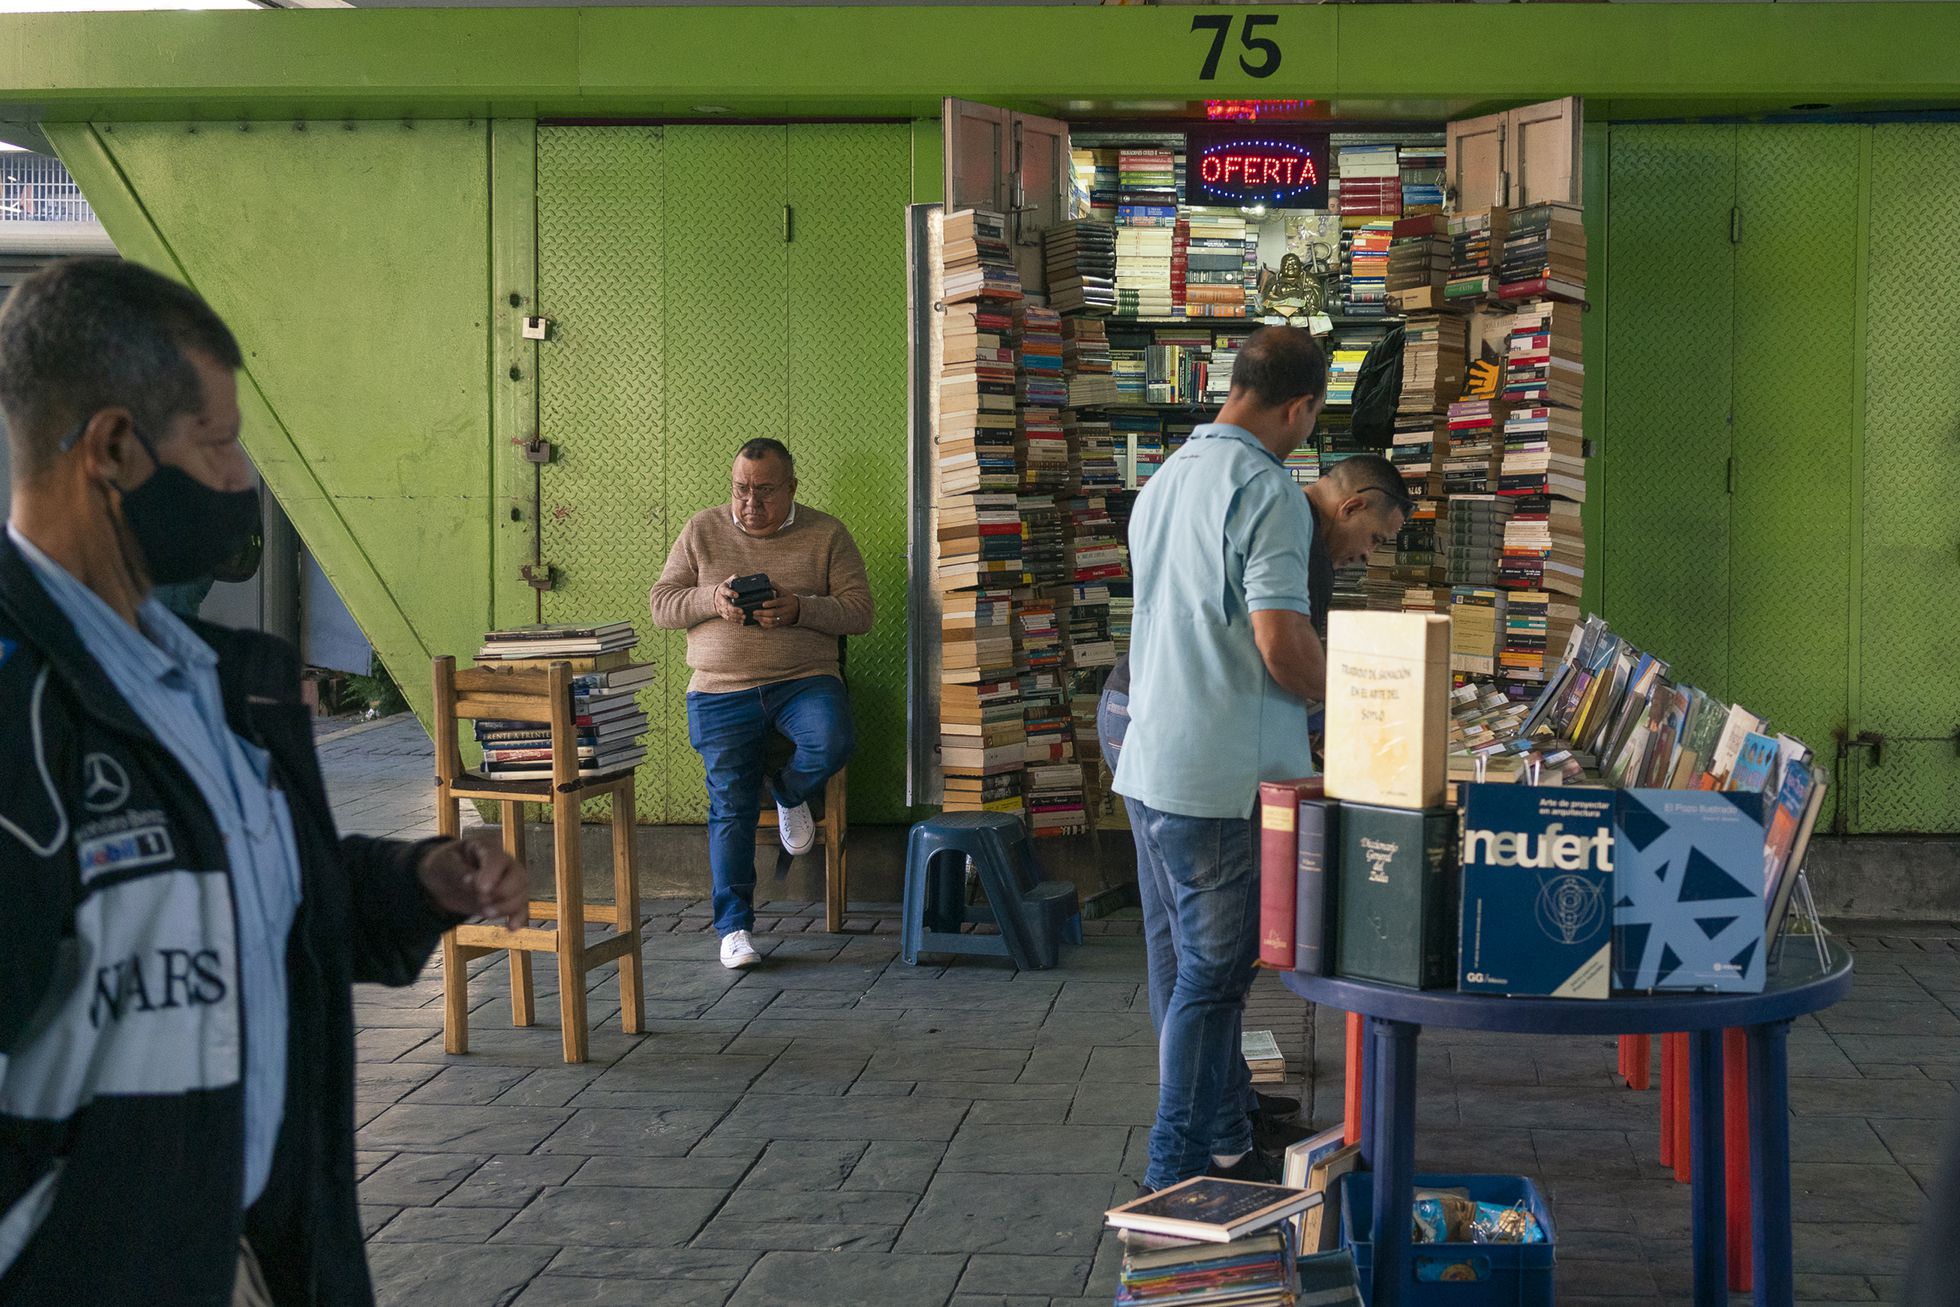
[1258,252,1322,320]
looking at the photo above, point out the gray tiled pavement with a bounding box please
[326,715,1947,1306]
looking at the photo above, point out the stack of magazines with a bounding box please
[1104,1178,1317,1307]
[472,622,652,781]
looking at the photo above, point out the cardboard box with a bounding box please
[1335,801,1457,990]
[1457,784,1616,999]
[1324,612,1451,810]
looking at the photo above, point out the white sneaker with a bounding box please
[775,799,816,856]
[720,930,762,970]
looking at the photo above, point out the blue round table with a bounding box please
[1282,947,1853,1307]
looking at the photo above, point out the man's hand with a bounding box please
[712,577,748,625]
[417,838,528,931]
[753,593,800,629]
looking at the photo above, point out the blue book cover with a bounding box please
[1729,731,1779,793]
[1457,784,1616,999]
[1613,790,1767,992]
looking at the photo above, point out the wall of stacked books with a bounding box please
[933,115,1590,836]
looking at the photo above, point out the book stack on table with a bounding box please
[472,622,651,781]
[1105,1178,1319,1307]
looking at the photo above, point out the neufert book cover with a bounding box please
[1457,784,1616,999]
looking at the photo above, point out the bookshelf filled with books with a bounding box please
[932,106,1589,824]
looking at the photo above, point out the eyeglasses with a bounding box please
[733,482,786,502]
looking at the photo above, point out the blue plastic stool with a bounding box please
[901,812,1081,970]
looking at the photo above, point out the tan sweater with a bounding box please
[648,505,875,693]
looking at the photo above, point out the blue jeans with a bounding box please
[1097,685,1176,1034]
[1127,798,1261,1192]
[686,675,855,936]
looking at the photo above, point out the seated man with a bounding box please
[649,438,874,970]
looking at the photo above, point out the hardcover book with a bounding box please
[1294,798,1341,976]
[1323,612,1451,810]
[1457,784,1615,999]
[1613,789,1768,993]
[1335,802,1457,989]
[1259,778,1322,969]
[1104,1177,1320,1244]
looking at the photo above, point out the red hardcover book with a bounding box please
[1258,777,1324,969]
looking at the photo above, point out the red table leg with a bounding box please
[1672,1033,1692,1184]
[1344,1010,1364,1146]
[1725,1027,1753,1292]
[1627,1034,1652,1090]
[1659,1032,1677,1169]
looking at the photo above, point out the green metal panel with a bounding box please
[11,7,1960,124]
[491,119,542,633]
[788,123,916,821]
[1578,120,1607,621]
[1729,125,1859,763]
[1600,125,1734,696]
[54,120,494,724]
[535,125,671,820]
[657,126,789,823]
[1856,124,1960,832]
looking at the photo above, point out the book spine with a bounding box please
[1257,782,1302,968]
[1420,812,1458,989]
[1294,798,1338,976]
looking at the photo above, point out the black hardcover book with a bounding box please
[1335,803,1459,989]
[1294,798,1341,976]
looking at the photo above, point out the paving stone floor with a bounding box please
[325,715,1949,1306]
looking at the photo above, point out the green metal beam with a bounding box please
[5,6,1960,124]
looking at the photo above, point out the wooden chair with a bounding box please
[432,654,644,1063]
[752,637,853,933]
[756,762,850,933]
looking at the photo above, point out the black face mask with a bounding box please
[62,415,263,587]
[120,464,261,586]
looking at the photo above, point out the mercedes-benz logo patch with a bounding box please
[82,753,132,814]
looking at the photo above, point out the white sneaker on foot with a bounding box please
[775,799,816,856]
[720,930,762,970]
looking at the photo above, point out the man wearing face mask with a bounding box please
[0,259,529,1307]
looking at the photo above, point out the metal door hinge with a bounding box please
[784,205,794,243]
[1725,456,1735,495]
[523,436,556,464]
[1729,207,1742,245]
[1853,730,1885,769]
[520,563,559,593]
[522,315,553,341]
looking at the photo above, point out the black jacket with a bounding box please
[0,533,457,1306]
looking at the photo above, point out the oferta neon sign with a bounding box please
[1187,130,1328,208]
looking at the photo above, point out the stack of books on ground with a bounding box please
[942,209,1022,305]
[1106,1178,1318,1307]
[1497,201,1585,302]
[1443,399,1502,495]
[1045,220,1118,315]
[473,623,650,781]
[1241,1030,1287,1086]
[939,298,1019,499]
[941,590,1024,815]
[1442,493,1512,586]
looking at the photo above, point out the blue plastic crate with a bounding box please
[1338,1173,1556,1307]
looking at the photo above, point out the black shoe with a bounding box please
[1205,1150,1281,1185]
[1254,1091,1300,1121]
[1252,1115,1317,1154]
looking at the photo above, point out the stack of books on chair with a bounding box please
[1105,1178,1317,1307]
[472,622,651,781]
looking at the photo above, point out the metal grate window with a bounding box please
[1,153,96,225]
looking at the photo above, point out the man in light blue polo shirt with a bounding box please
[1114,325,1337,1194]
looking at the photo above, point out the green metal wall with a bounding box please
[534,123,914,823]
[48,119,494,726]
[1601,122,1960,833]
[1859,125,1960,831]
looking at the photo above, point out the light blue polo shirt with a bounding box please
[1112,423,1318,819]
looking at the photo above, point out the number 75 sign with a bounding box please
[1190,13,1282,81]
